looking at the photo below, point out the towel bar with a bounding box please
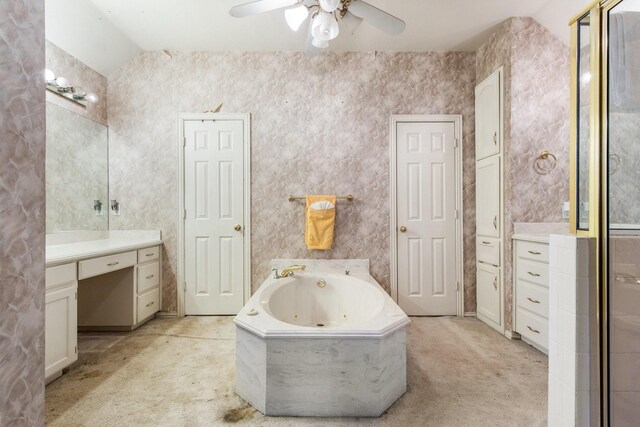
[288,195,354,202]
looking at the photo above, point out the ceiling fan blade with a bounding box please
[305,20,321,57]
[347,1,405,35]
[341,11,363,35]
[229,0,299,18]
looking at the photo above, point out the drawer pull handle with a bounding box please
[145,301,155,308]
[493,216,497,229]
[482,241,491,245]
[493,131,497,145]
[493,277,497,290]
[527,297,540,304]
[145,253,154,257]
[527,272,541,277]
[528,250,542,255]
[527,325,540,334]
[145,274,155,280]
[107,262,119,267]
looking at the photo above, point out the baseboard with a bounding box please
[155,311,179,318]
[504,330,521,340]
[464,312,477,317]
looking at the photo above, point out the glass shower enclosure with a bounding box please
[571,0,640,424]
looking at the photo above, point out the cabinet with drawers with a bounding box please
[513,236,550,354]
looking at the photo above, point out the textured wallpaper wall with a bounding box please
[107,51,478,313]
[0,0,46,425]
[45,41,108,126]
[477,18,570,332]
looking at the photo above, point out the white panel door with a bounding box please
[476,156,500,238]
[475,69,501,161]
[184,120,245,315]
[396,121,458,315]
[476,263,501,325]
[45,282,77,379]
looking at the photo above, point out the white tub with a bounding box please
[234,259,410,417]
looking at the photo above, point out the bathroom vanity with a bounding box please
[512,234,550,354]
[45,230,162,382]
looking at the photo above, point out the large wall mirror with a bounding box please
[46,102,109,232]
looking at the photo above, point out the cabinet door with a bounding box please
[475,69,501,160]
[45,282,78,379]
[476,156,500,238]
[476,263,501,325]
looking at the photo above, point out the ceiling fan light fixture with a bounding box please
[311,10,339,41]
[284,4,308,31]
[311,37,329,49]
[318,0,340,13]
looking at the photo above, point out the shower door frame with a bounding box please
[570,1,635,424]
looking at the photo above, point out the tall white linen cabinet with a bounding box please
[475,68,504,333]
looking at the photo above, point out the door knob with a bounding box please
[399,226,407,233]
[234,224,242,232]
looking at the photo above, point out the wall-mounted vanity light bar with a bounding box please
[44,68,99,106]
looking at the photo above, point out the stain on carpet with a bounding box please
[222,404,256,423]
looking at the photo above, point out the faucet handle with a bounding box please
[272,268,280,279]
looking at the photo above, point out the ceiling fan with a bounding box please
[229,0,406,56]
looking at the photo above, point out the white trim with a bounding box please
[176,113,251,317]
[389,114,465,317]
[155,311,179,318]
[464,312,477,317]
[504,330,521,340]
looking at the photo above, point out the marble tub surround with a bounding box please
[235,259,409,416]
[0,0,46,424]
[46,230,162,266]
[270,258,370,278]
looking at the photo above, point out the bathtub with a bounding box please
[234,259,410,417]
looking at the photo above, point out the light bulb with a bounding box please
[319,0,340,12]
[312,11,339,42]
[55,76,69,88]
[284,4,308,32]
[312,37,329,49]
[72,87,86,97]
[44,68,56,83]
[85,93,99,104]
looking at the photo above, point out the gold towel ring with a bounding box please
[534,151,557,174]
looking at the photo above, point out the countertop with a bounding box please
[46,230,162,267]
[512,233,551,244]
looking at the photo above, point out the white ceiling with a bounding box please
[45,0,592,77]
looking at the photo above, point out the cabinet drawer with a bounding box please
[517,309,548,351]
[516,258,549,288]
[78,251,137,280]
[477,238,500,266]
[46,263,76,289]
[137,288,160,322]
[138,246,160,263]
[516,281,549,319]
[137,261,160,294]
[517,241,549,263]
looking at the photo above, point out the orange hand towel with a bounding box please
[305,195,337,250]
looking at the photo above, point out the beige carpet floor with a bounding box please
[45,316,548,427]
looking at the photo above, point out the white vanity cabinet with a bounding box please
[45,263,78,382]
[475,67,504,334]
[513,236,550,354]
